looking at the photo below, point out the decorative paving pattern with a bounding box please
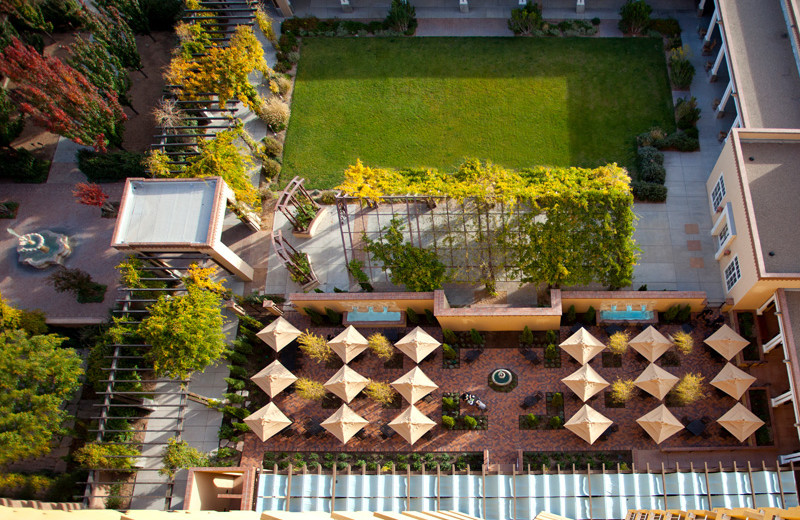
[242,314,748,468]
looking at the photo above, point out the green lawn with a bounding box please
[282,37,675,189]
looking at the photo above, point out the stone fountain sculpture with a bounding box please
[8,228,72,269]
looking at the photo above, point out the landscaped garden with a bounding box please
[282,36,675,189]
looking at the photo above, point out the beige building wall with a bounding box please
[705,136,761,309]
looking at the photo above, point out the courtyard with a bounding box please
[282,37,675,189]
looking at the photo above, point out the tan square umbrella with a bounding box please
[564,404,613,445]
[636,404,684,443]
[256,317,302,352]
[559,327,605,365]
[628,326,673,363]
[717,402,765,442]
[710,363,757,400]
[244,402,292,441]
[561,364,609,402]
[389,405,436,445]
[250,360,297,398]
[391,366,439,404]
[634,363,679,400]
[321,404,369,444]
[394,326,441,363]
[704,324,750,361]
[328,325,369,363]
[324,365,369,403]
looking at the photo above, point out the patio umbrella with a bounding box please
[717,402,765,442]
[391,366,439,404]
[628,326,673,363]
[244,402,292,441]
[256,317,302,352]
[559,327,605,365]
[328,325,369,363]
[389,405,436,445]
[324,365,369,403]
[250,360,297,398]
[564,404,612,445]
[704,324,750,360]
[634,363,679,400]
[561,364,609,402]
[710,363,757,400]
[636,404,684,444]
[321,404,369,444]
[394,326,441,363]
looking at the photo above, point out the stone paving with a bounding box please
[241,314,756,469]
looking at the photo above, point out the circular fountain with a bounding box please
[8,228,72,269]
[488,368,518,392]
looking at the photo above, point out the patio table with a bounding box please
[686,419,705,436]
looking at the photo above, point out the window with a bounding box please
[711,175,726,208]
[718,222,730,248]
[725,256,741,291]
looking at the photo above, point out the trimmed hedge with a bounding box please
[0,148,50,183]
[632,181,668,202]
[76,150,146,182]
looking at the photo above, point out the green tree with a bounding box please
[160,438,209,478]
[68,36,133,111]
[0,330,83,466]
[82,4,142,72]
[367,333,394,361]
[138,285,226,379]
[295,378,326,401]
[297,330,333,363]
[74,442,139,470]
[618,0,652,35]
[0,87,25,148]
[364,380,396,406]
[364,218,450,292]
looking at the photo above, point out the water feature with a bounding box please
[600,304,654,321]
[8,228,72,269]
[346,306,402,323]
[490,368,513,387]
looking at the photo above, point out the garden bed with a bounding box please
[604,391,625,409]
[658,350,681,367]
[519,413,544,430]
[602,352,622,368]
[384,352,405,369]
[263,451,484,472]
[749,389,774,446]
[522,450,632,470]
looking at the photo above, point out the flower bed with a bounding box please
[263,451,483,472]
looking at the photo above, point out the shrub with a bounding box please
[442,415,455,429]
[521,325,533,344]
[640,161,666,184]
[324,307,342,325]
[637,127,668,148]
[406,307,419,324]
[442,343,457,360]
[295,378,326,400]
[662,304,680,323]
[585,306,596,324]
[525,413,539,428]
[140,0,183,31]
[298,330,333,363]
[47,267,106,303]
[18,309,47,336]
[262,158,281,179]
[160,438,209,478]
[618,0,652,35]
[442,328,457,344]
[365,380,396,406]
[278,32,298,51]
[671,373,706,405]
[368,333,395,361]
[638,146,663,166]
[469,328,483,345]
[74,442,139,470]
[676,304,692,322]
[442,396,458,411]
[508,1,543,35]
[259,97,290,131]
[609,378,635,404]
[591,17,601,26]
[261,136,283,159]
[384,0,417,34]
[672,331,693,354]
[675,97,701,129]
[545,329,558,343]
[551,392,563,408]
[669,46,695,89]
[545,344,559,360]
[0,148,50,183]
[607,331,630,355]
[667,131,700,151]
[650,17,680,37]
[424,308,437,324]
[564,305,576,325]
[76,150,146,182]
[632,181,668,202]
[463,415,478,429]
[549,416,562,429]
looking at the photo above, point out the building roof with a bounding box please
[738,140,800,273]
[720,0,800,128]
[112,177,229,248]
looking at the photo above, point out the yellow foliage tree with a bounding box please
[298,330,333,363]
[609,378,635,404]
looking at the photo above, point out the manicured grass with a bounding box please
[282,37,675,189]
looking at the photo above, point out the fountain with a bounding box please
[488,368,517,392]
[8,228,72,269]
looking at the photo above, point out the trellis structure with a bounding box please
[271,230,319,290]
[335,195,532,284]
[276,177,320,234]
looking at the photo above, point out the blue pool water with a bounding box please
[600,304,654,321]
[347,306,402,322]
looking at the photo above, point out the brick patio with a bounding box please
[238,312,784,469]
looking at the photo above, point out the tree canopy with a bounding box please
[0,330,83,466]
[339,159,638,289]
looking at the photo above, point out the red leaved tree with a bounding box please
[0,38,126,152]
[73,183,116,215]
